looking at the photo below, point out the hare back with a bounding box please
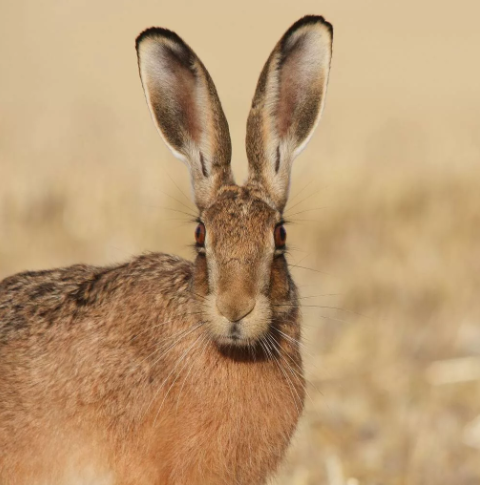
[0,252,191,339]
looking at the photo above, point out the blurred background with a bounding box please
[1,0,480,483]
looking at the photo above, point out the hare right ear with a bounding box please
[136,28,233,210]
[246,16,333,212]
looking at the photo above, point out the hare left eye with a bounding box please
[274,225,286,248]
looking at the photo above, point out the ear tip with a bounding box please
[135,26,185,52]
[283,15,333,42]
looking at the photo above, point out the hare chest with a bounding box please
[124,356,304,485]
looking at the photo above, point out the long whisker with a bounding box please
[268,334,311,405]
[285,178,315,205]
[161,207,198,219]
[175,333,209,413]
[266,334,301,414]
[153,332,204,424]
[284,187,325,214]
[138,323,203,369]
[133,324,202,428]
[285,206,329,218]
[270,335,305,387]
[299,304,370,318]
[275,328,303,347]
[143,205,198,219]
[288,264,331,276]
[160,167,195,208]
[274,307,349,324]
[164,189,195,214]
[190,291,209,302]
[156,186,197,215]
[291,294,341,301]
[129,312,204,342]
[260,339,273,361]
[141,330,203,423]
[277,303,363,316]
[151,324,204,365]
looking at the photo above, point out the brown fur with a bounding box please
[0,15,333,485]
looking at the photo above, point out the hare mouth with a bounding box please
[217,333,246,346]
[212,321,269,347]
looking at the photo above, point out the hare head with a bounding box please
[136,16,332,348]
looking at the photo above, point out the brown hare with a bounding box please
[0,15,333,485]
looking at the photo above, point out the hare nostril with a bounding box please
[216,296,256,323]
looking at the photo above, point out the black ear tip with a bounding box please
[284,15,333,40]
[135,27,187,51]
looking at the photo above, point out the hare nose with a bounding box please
[216,295,256,322]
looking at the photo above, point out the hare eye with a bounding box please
[195,223,206,246]
[274,224,286,248]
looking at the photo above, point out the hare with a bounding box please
[0,15,333,485]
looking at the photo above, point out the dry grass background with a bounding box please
[1,0,480,483]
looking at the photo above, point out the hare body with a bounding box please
[0,16,333,485]
[0,251,302,484]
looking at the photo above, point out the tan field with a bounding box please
[1,0,480,483]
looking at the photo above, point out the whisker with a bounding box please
[266,334,301,414]
[284,187,325,214]
[285,179,315,205]
[292,294,341,301]
[141,330,203,423]
[156,187,197,215]
[260,339,273,361]
[284,246,309,254]
[285,206,330,218]
[129,312,205,343]
[275,328,302,347]
[273,307,349,324]
[190,291,209,302]
[288,264,331,276]
[138,323,203,369]
[136,326,201,424]
[175,333,209,413]
[153,324,203,362]
[153,332,204,424]
[161,207,198,219]
[161,167,195,208]
[300,305,370,318]
[143,205,197,219]
[269,334,311,404]
[271,336,306,385]
[287,219,327,224]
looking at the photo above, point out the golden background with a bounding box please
[1,0,480,483]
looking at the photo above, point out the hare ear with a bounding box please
[136,28,233,210]
[246,16,333,211]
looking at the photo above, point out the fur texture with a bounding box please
[0,15,333,485]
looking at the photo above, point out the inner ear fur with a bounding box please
[136,28,233,210]
[246,16,333,211]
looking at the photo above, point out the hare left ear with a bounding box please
[136,28,233,210]
[246,16,333,212]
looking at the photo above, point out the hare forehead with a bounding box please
[204,195,278,250]
[203,186,278,227]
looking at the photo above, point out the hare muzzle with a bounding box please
[206,291,272,346]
